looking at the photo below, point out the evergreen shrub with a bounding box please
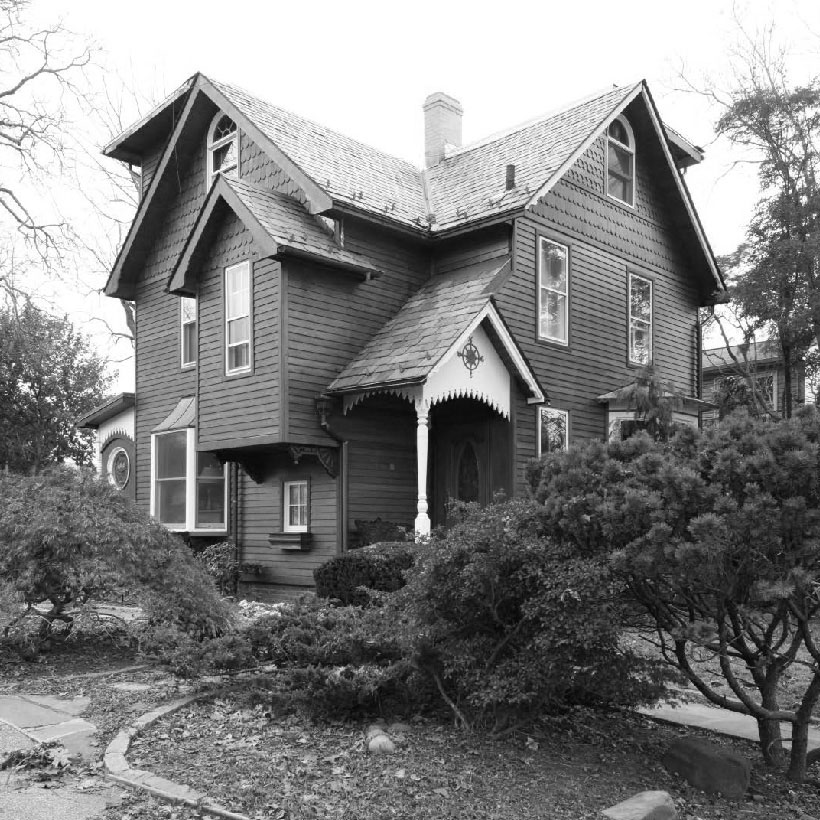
[313,542,415,604]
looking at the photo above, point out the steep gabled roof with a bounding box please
[328,256,545,404]
[169,177,381,295]
[702,340,784,373]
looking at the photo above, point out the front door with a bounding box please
[430,399,511,526]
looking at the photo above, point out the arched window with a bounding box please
[207,113,239,185]
[606,115,635,206]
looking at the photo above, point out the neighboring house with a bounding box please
[702,340,806,422]
[77,392,136,500]
[102,73,726,599]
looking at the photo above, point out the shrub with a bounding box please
[195,541,240,596]
[0,468,234,651]
[395,499,671,733]
[313,542,415,605]
[352,518,410,547]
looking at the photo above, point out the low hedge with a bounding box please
[313,541,415,605]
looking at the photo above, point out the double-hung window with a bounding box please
[180,297,197,368]
[628,273,652,365]
[538,237,569,344]
[537,407,568,455]
[283,480,309,533]
[151,429,227,532]
[207,114,239,185]
[607,116,635,206]
[225,261,251,374]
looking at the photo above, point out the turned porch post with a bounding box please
[414,404,431,537]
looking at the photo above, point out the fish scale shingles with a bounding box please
[328,258,508,392]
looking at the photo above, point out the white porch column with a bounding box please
[414,404,431,537]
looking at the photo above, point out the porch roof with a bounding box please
[328,256,545,403]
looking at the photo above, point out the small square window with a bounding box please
[537,408,568,455]
[283,480,309,533]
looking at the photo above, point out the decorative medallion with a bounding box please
[457,336,484,378]
[107,447,130,491]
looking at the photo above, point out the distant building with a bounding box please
[701,341,806,422]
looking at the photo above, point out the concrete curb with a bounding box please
[103,695,251,820]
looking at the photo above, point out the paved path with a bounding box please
[640,700,820,751]
[0,692,122,820]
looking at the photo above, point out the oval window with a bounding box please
[107,447,131,491]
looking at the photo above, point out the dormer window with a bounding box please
[606,116,635,206]
[207,114,238,185]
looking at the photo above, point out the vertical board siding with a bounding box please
[238,459,339,586]
[286,217,429,443]
[496,129,702,485]
[197,212,281,449]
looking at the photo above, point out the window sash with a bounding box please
[181,297,197,367]
[628,274,652,364]
[538,408,568,455]
[607,130,635,206]
[151,430,227,532]
[225,261,251,373]
[283,481,308,532]
[538,238,569,343]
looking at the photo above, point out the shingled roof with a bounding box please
[328,257,509,393]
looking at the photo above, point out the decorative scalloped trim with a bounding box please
[424,385,508,419]
[100,430,135,453]
[342,384,507,418]
[342,386,421,415]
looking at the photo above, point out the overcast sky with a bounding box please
[31,0,820,389]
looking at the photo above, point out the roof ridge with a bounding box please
[207,75,424,175]
[443,81,641,161]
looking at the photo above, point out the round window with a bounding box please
[107,447,131,491]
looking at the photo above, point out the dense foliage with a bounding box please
[313,542,415,605]
[394,499,670,733]
[0,302,109,472]
[195,540,241,596]
[0,469,234,650]
[530,409,820,781]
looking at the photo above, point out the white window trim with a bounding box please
[150,428,228,535]
[537,236,569,345]
[180,296,197,369]
[537,407,569,456]
[628,272,653,365]
[225,260,252,375]
[606,115,636,208]
[206,112,240,187]
[283,480,309,533]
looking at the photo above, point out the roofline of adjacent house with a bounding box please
[77,392,135,429]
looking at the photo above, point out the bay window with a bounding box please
[225,260,251,374]
[180,296,197,368]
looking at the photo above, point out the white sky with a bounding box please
[28,0,820,389]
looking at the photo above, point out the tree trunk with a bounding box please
[788,719,809,782]
[782,343,793,418]
[758,676,785,764]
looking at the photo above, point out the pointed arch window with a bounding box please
[606,115,635,206]
[207,113,239,185]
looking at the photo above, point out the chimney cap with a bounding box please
[423,92,463,115]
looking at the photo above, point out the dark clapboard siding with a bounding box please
[285,216,430,444]
[238,458,339,586]
[197,211,281,449]
[133,139,206,510]
[495,125,702,491]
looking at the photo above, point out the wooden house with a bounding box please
[702,340,807,422]
[103,73,726,598]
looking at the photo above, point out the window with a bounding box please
[538,237,569,344]
[180,297,197,368]
[151,429,227,532]
[607,116,635,206]
[225,261,251,374]
[106,447,131,491]
[207,113,239,185]
[628,273,652,365]
[537,407,568,455]
[283,480,309,533]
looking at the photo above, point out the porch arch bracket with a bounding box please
[288,445,339,478]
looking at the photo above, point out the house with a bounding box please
[102,73,726,599]
[701,340,807,422]
[77,392,136,499]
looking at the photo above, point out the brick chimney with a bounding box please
[423,92,463,168]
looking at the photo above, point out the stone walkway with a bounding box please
[0,692,122,820]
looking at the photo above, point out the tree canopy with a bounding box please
[0,300,109,472]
